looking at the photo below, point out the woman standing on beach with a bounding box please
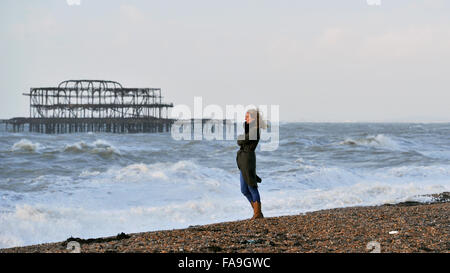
[236,109,267,220]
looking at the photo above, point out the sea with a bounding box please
[1,122,449,248]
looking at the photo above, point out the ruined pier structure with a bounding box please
[5,80,174,133]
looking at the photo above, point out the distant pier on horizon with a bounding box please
[4,80,175,134]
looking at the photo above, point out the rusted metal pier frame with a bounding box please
[5,80,175,134]
[5,117,174,134]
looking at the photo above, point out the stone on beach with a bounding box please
[1,201,448,253]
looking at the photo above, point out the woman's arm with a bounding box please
[237,127,260,146]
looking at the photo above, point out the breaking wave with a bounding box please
[1,167,448,249]
[2,122,450,249]
[63,139,120,157]
[339,134,401,150]
[11,139,41,153]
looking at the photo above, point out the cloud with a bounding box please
[66,0,81,6]
[357,26,450,61]
[119,4,146,24]
[1,0,450,121]
[9,13,60,41]
[318,27,348,47]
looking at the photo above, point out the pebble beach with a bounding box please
[2,193,448,253]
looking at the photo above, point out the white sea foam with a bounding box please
[63,141,90,152]
[79,170,101,177]
[2,123,450,249]
[11,139,41,152]
[0,175,447,249]
[340,134,401,150]
[263,182,447,215]
[90,161,236,198]
[111,163,169,181]
[63,139,120,156]
[92,139,120,154]
[0,199,241,248]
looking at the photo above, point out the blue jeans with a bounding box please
[240,171,261,203]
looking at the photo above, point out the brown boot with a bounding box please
[250,201,256,219]
[251,201,264,220]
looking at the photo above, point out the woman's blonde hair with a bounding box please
[247,109,268,129]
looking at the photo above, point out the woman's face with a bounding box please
[245,112,255,124]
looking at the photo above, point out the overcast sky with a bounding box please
[1,0,449,122]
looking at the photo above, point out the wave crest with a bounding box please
[11,139,41,152]
[63,139,120,157]
[340,134,400,150]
